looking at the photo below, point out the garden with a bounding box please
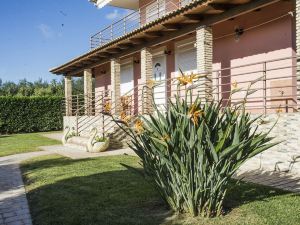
[1,75,300,225]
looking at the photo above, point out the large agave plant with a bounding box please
[111,75,277,217]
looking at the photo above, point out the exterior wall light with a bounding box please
[234,27,244,42]
[164,50,172,55]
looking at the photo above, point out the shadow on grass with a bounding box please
[22,157,172,225]
[20,157,299,225]
[0,135,11,139]
[224,170,299,213]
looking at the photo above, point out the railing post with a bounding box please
[110,25,113,41]
[263,62,267,115]
[138,9,141,27]
[217,71,220,102]
[76,112,79,136]
[76,95,79,115]
[123,17,126,34]
[142,86,145,114]
[100,32,103,46]
[102,93,105,138]
[157,0,159,17]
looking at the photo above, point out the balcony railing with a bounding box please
[63,56,299,136]
[90,0,195,49]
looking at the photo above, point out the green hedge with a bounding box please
[0,96,63,134]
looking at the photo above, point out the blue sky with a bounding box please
[0,0,128,82]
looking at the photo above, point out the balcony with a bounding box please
[90,0,195,49]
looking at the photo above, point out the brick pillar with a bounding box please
[296,0,300,106]
[84,69,93,115]
[196,25,213,100]
[64,76,73,116]
[140,48,153,114]
[111,59,121,115]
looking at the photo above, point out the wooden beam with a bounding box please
[96,52,111,58]
[144,31,163,37]
[183,14,204,22]
[162,23,181,31]
[106,48,121,54]
[118,43,134,49]
[130,38,146,45]
[88,56,102,62]
[205,3,235,14]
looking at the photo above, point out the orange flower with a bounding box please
[188,104,204,126]
[103,101,111,114]
[232,80,238,89]
[188,73,198,83]
[161,134,170,142]
[177,74,198,86]
[276,107,283,114]
[177,75,190,86]
[147,79,156,88]
[120,111,131,125]
[134,119,144,134]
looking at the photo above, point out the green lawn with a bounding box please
[21,154,300,225]
[0,133,60,157]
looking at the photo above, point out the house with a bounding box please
[50,0,300,173]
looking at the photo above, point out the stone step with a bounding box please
[68,136,89,147]
[64,143,87,152]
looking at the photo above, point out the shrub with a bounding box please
[111,76,277,217]
[0,96,63,134]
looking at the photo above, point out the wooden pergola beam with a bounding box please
[162,23,181,31]
[106,48,121,54]
[130,38,147,45]
[144,31,163,37]
[118,43,134,49]
[183,14,204,22]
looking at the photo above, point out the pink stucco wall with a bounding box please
[94,1,297,114]
[94,63,111,93]
[212,1,296,113]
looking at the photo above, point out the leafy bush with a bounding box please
[112,77,277,217]
[0,96,63,134]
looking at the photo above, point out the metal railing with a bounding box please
[146,56,299,114]
[90,0,194,49]
[63,56,300,136]
[62,90,112,116]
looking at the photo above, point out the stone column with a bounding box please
[84,69,93,115]
[296,0,300,107]
[196,25,213,100]
[111,59,121,115]
[140,48,153,114]
[64,76,73,116]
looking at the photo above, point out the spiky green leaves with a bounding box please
[111,88,277,217]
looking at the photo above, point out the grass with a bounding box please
[0,133,60,157]
[21,154,300,225]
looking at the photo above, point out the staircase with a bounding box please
[62,85,146,151]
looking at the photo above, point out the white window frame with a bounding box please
[120,61,134,96]
[174,37,197,76]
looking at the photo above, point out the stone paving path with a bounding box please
[39,145,136,159]
[235,169,300,193]
[0,152,51,225]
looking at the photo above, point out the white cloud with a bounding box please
[105,9,121,20]
[37,24,54,39]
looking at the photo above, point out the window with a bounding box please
[175,38,197,75]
